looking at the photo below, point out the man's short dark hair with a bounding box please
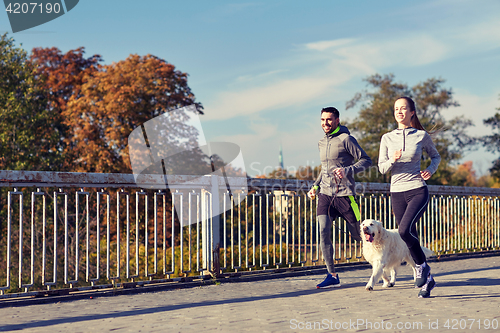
[321,107,340,118]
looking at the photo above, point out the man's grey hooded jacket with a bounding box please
[313,125,372,197]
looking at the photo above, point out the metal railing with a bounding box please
[0,170,499,297]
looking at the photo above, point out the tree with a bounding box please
[30,47,102,171]
[481,103,500,181]
[31,50,204,173]
[254,165,321,180]
[439,161,499,187]
[0,34,65,283]
[0,33,62,171]
[345,74,474,184]
[481,95,500,182]
[446,161,477,186]
[30,47,102,113]
[295,165,321,180]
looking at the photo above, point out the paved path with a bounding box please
[1,255,499,332]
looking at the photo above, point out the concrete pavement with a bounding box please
[1,254,499,332]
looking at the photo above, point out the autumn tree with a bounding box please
[438,161,499,187]
[0,33,62,171]
[30,47,102,112]
[30,49,204,173]
[481,100,500,182]
[295,165,322,180]
[345,74,474,184]
[254,165,321,180]
[30,47,103,171]
[445,161,477,186]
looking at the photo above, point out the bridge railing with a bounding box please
[0,170,499,297]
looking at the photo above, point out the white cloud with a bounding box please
[204,76,339,120]
[200,4,500,175]
[204,32,455,121]
[450,90,498,137]
[236,69,288,83]
[323,35,449,69]
[210,10,500,123]
[207,120,280,175]
[443,90,498,174]
[207,118,322,176]
[305,38,356,51]
[422,12,500,59]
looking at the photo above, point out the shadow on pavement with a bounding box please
[0,284,361,331]
[1,259,498,331]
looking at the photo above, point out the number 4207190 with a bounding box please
[444,319,498,330]
[5,2,62,14]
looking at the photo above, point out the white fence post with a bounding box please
[202,175,221,275]
[211,175,221,275]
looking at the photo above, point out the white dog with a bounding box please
[360,219,434,291]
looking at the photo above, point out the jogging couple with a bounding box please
[308,97,440,298]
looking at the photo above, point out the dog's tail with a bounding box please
[422,246,435,259]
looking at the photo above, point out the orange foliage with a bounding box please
[31,48,202,173]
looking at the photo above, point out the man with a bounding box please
[308,107,372,288]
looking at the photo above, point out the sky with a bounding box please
[2,0,500,177]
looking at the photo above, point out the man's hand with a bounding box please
[393,149,402,161]
[333,168,345,179]
[420,169,431,180]
[307,188,316,200]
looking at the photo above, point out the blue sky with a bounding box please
[2,0,500,177]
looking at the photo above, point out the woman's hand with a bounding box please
[333,168,345,179]
[307,188,316,200]
[420,169,431,180]
[393,149,402,161]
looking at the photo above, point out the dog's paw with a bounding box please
[365,285,373,291]
[387,282,394,287]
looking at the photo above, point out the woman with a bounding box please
[378,96,441,298]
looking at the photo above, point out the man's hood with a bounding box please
[326,124,350,137]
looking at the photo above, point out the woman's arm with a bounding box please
[378,135,396,174]
[422,133,441,176]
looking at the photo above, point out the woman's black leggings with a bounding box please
[391,186,429,265]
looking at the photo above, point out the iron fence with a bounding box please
[0,170,499,297]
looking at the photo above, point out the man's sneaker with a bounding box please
[316,273,341,289]
[415,262,431,288]
[418,275,436,298]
